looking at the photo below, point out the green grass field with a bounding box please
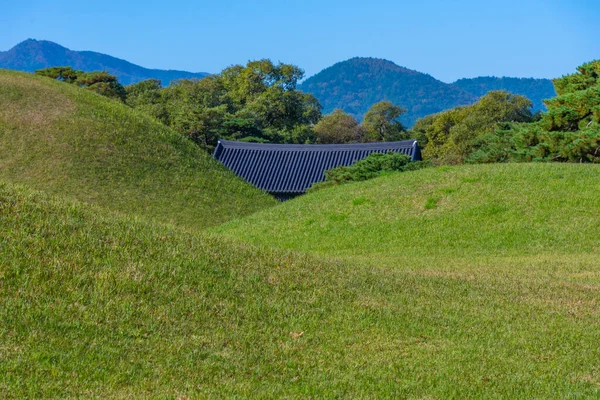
[2,73,600,397]
[0,70,276,229]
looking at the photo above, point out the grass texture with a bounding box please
[2,163,600,397]
[0,70,276,229]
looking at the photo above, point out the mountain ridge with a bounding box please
[1,41,557,126]
[0,39,209,85]
[299,57,556,126]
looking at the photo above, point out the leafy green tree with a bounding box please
[541,60,600,132]
[409,114,435,146]
[125,79,170,124]
[362,101,408,141]
[126,59,322,148]
[313,109,364,144]
[36,67,127,102]
[470,60,600,164]
[75,71,127,102]
[419,90,533,164]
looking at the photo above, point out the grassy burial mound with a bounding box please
[0,70,276,229]
[3,178,600,397]
[209,163,600,396]
[215,163,600,264]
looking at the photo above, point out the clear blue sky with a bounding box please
[2,0,598,82]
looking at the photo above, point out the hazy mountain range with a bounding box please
[1,40,556,126]
[0,39,209,85]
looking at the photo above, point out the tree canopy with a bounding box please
[362,101,408,142]
[414,91,534,164]
[126,59,322,148]
[470,60,600,164]
[313,109,363,144]
[35,67,126,102]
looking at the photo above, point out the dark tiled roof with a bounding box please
[214,139,422,195]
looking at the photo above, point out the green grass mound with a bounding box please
[0,70,276,229]
[3,177,600,397]
[215,163,600,263]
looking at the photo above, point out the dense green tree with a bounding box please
[75,71,127,102]
[470,60,600,164]
[313,109,364,144]
[418,90,533,164]
[125,79,170,124]
[362,101,408,142]
[541,60,600,132]
[35,67,126,102]
[126,59,322,148]
[409,114,434,146]
[35,66,80,83]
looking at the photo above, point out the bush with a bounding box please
[310,152,429,191]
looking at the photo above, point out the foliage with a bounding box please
[127,59,322,148]
[313,102,411,145]
[469,125,600,163]
[410,113,435,146]
[471,60,600,164]
[35,66,127,102]
[362,100,409,141]
[417,90,534,164]
[0,70,276,230]
[453,76,556,113]
[313,109,363,143]
[310,152,428,190]
[34,66,80,83]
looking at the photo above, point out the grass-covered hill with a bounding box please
[0,39,209,85]
[0,70,276,229]
[3,167,600,397]
[213,163,600,394]
[215,163,600,262]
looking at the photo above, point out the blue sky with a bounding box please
[2,0,598,82]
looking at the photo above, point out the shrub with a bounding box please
[310,152,429,191]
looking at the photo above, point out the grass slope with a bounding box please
[211,163,600,395]
[0,70,276,229]
[3,169,600,396]
[215,163,600,263]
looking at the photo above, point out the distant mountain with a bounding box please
[0,39,209,86]
[453,77,556,114]
[299,57,556,127]
[299,57,477,127]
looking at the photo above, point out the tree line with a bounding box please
[35,58,600,166]
[36,61,409,150]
